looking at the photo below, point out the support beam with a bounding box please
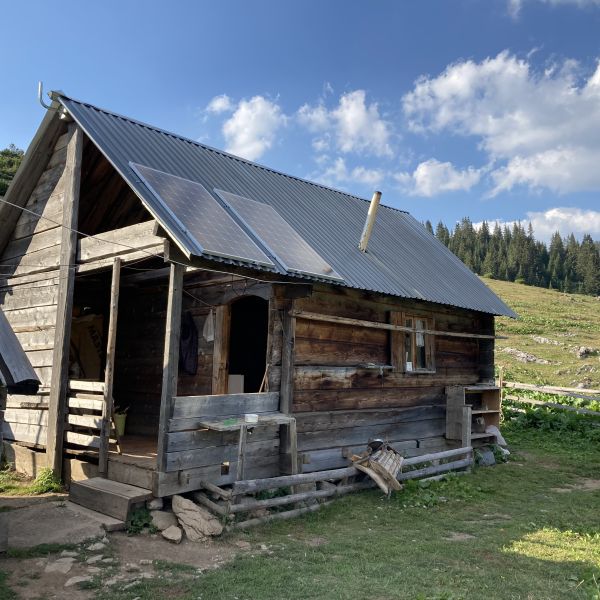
[292,309,499,340]
[157,261,184,472]
[211,305,230,394]
[98,258,121,476]
[279,300,297,474]
[46,124,83,476]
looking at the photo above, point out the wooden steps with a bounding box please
[69,477,152,521]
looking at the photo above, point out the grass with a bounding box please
[93,423,599,600]
[483,278,600,389]
[0,467,62,496]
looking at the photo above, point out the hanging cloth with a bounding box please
[179,311,199,375]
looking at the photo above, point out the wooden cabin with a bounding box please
[0,93,515,500]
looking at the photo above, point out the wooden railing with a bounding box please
[499,379,600,417]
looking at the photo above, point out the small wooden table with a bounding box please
[196,412,297,481]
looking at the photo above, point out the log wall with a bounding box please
[288,285,494,472]
[0,130,69,447]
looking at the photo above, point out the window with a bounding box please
[391,312,435,373]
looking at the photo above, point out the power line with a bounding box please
[0,196,312,288]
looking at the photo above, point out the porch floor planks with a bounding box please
[108,435,157,470]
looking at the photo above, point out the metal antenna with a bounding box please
[38,81,52,110]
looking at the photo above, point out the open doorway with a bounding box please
[228,296,269,393]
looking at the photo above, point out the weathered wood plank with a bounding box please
[64,431,100,448]
[166,425,278,451]
[0,103,64,255]
[69,380,105,393]
[2,227,62,262]
[68,397,104,411]
[0,283,58,310]
[2,422,47,446]
[165,438,279,472]
[172,392,280,419]
[67,414,102,429]
[77,221,161,263]
[297,418,445,452]
[294,405,446,432]
[211,304,230,394]
[47,124,83,475]
[3,409,48,426]
[157,262,184,472]
[99,258,121,476]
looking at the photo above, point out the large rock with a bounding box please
[150,510,178,531]
[161,525,183,544]
[172,495,222,541]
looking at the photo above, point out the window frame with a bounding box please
[390,311,436,374]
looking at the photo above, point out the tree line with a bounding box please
[426,218,600,296]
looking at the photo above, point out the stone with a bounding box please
[87,541,106,552]
[87,567,101,574]
[574,346,597,359]
[60,550,78,558]
[161,525,183,544]
[150,510,178,531]
[317,481,337,492]
[125,563,141,572]
[233,540,251,550]
[86,554,104,564]
[45,557,75,574]
[64,575,92,588]
[476,448,496,467]
[139,559,153,565]
[502,348,550,364]
[101,557,117,564]
[172,495,223,541]
[147,498,164,511]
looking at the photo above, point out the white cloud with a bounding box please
[395,159,481,197]
[298,90,393,157]
[403,51,600,195]
[206,94,234,114]
[222,96,286,161]
[475,207,600,241]
[510,0,600,18]
[314,157,385,188]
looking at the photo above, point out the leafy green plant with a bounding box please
[126,506,157,535]
[29,468,62,494]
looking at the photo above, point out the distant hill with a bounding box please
[484,277,600,388]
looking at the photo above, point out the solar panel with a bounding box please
[130,163,275,268]
[215,190,343,282]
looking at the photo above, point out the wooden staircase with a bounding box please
[69,478,153,522]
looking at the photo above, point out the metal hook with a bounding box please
[38,81,52,110]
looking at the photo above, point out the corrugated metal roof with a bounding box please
[59,95,516,318]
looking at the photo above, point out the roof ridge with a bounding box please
[57,92,409,215]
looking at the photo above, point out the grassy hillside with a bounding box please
[483,278,600,388]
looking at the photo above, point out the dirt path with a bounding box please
[4,530,242,599]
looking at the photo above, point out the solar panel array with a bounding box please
[130,163,274,268]
[216,190,343,282]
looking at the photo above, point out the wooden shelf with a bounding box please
[465,385,500,393]
[446,384,502,446]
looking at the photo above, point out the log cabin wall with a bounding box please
[289,284,495,472]
[0,127,70,448]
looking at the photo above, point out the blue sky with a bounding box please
[3,0,600,240]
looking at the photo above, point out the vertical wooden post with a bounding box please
[279,299,295,414]
[279,299,297,473]
[211,305,231,394]
[46,124,83,477]
[98,258,121,476]
[157,262,184,473]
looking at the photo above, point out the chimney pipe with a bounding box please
[358,191,382,252]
